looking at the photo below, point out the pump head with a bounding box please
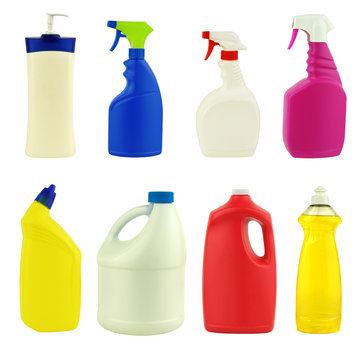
[107,21,153,51]
[288,14,334,49]
[46,13,68,34]
[202,31,246,61]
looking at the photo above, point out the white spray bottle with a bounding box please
[26,13,76,158]
[197,31,260,157]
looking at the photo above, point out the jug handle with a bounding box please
[107,205,152,242]
[246,213,275,265]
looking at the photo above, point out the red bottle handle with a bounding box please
[243,213,275,266]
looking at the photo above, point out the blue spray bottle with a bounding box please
[107,21,163,157]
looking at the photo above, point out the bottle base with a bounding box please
[108,149,162,158]
[296,316,341,334]
[205,323,274,334]
[201,150,256,158]
[98,314,184,336]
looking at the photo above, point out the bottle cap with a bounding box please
[35,185,56,209]
[311,186,329,205]
[232,189,249,195]
[148,192,174,203]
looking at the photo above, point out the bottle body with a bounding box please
[26,38,76,158]
[203,194,276,333]
[109,51,163,157]
[283,43,346,158]
[20,202,81,332]
[197,61,260,157]
[98,203,186,335]
[296,214,341,333]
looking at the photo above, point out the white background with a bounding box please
[0,0,358,359]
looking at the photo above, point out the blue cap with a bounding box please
[35,185,56,209]
[148,191,174,203]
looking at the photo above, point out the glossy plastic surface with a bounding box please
[20,201,81,332]
[297,213,342,333]
[203,194,276,333]
[197,61,260,157]
[108,53,163,157]
[284,43,346,158]
[98,198,186,335]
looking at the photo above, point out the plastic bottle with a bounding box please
[197,32,260,157]
[98,192,186,335]
[20,185,81,332]
[107,21,162,157]
[296,187,342,333]
[283,15,346,158]
[26,14,76,158]
[203,189,276,333]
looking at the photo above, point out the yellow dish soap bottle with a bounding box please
[20,185,81,332]
[296,186,341,333]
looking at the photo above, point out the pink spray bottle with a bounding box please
[283,15,346,158]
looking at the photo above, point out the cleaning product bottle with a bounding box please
[107,21,162,157]
[284,14,346,158]
[20,185,81,332]
[26,13,76,158]
[98,192,186,335]
[197,32,260,157]
[296,187,342,333]
[203,189,276,333]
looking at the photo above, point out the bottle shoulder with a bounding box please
[22,202,81,258]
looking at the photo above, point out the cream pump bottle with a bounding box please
[26,13,76,158]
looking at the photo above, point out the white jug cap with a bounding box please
[232,189,249,195]
[311,186,329,205]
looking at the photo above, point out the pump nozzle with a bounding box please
[46,13,68,34]
[107,21,153,51]
[288,14,334,49]
[202,31,246,60]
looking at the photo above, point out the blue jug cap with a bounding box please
[35,185,56,209]
[148,191,174,203]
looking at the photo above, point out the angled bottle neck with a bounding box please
[219,60,246,88]
[306,42,342,84]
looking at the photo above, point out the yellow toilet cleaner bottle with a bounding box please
[20,185,81,332]
[296,187,342,333]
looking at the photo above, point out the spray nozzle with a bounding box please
[202,31,246,60]
[107,21,153,51]
[46,13,68,34]
[288,14,334,49]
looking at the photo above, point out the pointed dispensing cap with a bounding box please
[35,184,56,209]
[311,186,330,205]
[288,14,334,49]
[202,31,246,60]
[107,21,153,51]
[45,13,68,34]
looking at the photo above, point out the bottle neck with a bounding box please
[129,48,145,59]
[219,60,245,88]
[306,42,341,84]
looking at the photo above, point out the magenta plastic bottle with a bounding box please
[283,15,346,158]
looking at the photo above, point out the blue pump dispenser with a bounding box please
[107,21,163,157]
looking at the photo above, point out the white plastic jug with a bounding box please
[97,192,186,335]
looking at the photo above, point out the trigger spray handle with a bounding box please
[202,31,219,60]
[108,21,126,51]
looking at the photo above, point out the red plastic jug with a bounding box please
[203,190,276,333]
